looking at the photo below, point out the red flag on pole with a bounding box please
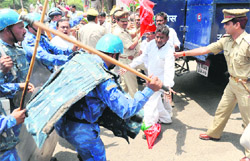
[144,23,156,33]
[139,0,155,36]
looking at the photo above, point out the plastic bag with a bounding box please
[144,123,161,149]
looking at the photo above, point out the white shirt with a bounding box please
[130,40,175,87]
[140,39,150,55]
[51,35,76,50]
[167,26,181,49]
[139,39,152,68]
[100,21,111,33]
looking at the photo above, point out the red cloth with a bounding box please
[144,123,161,149]
[139,0,155,36]
[144,24,156,33]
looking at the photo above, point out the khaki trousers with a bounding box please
[206,77,250,157]
[119,57,138,98]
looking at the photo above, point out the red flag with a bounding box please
[144,23,156,33]
[139,0,155,36]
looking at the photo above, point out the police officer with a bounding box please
[22,13,78,87]
[47,7,63,39]
[54,34,163,161]
[112,10,139,97]
[175,9,250,161]
[0,8,34,161]
[78,8,106,48]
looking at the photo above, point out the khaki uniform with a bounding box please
[112,25,138,97]
[206,32,250,157]
[78,22,106,48]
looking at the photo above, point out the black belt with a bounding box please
[66,114,91,124]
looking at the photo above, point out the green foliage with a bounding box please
[66,0,84,11]
[0,0,35,11]
[0,0,84,12]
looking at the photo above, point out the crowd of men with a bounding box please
[0,3,249,161]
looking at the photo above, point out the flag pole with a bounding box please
[19,0,50,111]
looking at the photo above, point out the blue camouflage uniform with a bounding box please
[49,15,83,38]
[22,31,72,72]
[54,61,154,161]
[0,106,20,161]
[0,39,29,161]
[0,40,29,100]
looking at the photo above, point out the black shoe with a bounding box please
[77,154,83,161]
[50,157,57,161]
[142,134,146,140]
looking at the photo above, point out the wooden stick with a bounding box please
[19,0,50,110]
[19,16,169,92]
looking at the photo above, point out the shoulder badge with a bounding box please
[15,43,23,49]
[222,34,230,37]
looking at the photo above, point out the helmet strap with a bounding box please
[30,25,38,33]
[7,26,18,43]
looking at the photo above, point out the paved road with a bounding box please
[52,61,245,161]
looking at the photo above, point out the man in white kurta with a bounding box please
[129,25,175,127]
[155,12,181,51]
[51,19,76,50]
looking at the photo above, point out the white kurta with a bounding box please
[130,40,175,126]
[168,26,181,49]
[51,35,76,50]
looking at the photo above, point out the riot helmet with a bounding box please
[96,34,123,54]
[0,9,22,31]
[24,12,41,28]
[48,7,63,19]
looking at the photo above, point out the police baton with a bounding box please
[19,15,170,93]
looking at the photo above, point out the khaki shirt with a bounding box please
[207,31,250,79]
[112,25,137,57]
[78,21,106,48]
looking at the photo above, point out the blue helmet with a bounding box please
[24,13,41,27]
[0,9,22,31]
[48,7,63,18]
[96,34,124,54]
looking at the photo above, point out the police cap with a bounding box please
[114,10,129,21]
[110,6,120,16]
[221,9,249,23]
[87,8,98,17]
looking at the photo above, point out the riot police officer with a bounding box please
[54,34,163,161]
[0,8,34,161]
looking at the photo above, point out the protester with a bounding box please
[175,9,250,161]
[69,5,78,20]
[98,12,111,33]
[54,34,163,161]
[155,12,181,51]
[47,7,83,39]
[51,19,76,49]
[122,25,175,128]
